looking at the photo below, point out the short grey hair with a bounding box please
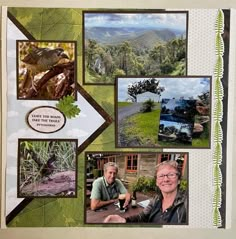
[156,160,181,179]
[104,162,118,172]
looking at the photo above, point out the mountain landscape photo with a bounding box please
[83,12,187,84]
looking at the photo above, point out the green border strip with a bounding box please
[213,9,224,227]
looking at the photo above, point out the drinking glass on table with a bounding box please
[118,194,126,212]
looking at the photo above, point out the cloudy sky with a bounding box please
[117,77,211,101]
[84,12,187,31]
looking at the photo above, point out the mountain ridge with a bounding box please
[85,27,182,49]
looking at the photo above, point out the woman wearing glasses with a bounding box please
[104,160,187,224]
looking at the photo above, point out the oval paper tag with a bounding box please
[27,106,66,133]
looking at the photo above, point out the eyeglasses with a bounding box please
[156,172,179,180]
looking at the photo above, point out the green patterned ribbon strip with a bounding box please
[213,9,224,227]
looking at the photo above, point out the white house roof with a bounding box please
[136,92,159,102]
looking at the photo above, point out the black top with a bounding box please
[126,189,187,224]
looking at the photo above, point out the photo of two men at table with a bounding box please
[85,152,188,225]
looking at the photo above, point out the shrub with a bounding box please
[131,176,156,193]
[179,179,188,191]
[160,61,175,74]
[140,99,155,113]
[112,68,125,78]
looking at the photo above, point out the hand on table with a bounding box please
[104,214,126,223]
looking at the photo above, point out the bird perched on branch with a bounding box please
[26,149,57,181]
[21,45,69,91]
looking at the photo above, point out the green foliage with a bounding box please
[213,184,222,207]
[140,99,155,112]
[192,137,209,148]
[56,95,80,119]
[214,55,223,79]
[170,60,186,75]
[112,68,126,78]
[212,9,224,227]
[215,9,224,34]
[215,76,224,98]
[160,60,175,74]
[214,104,223,127]
[9,8,82,41]
[85,35,186,83]
[213,142,222,164]
[131,176,156,193]
[213,207,222,227]
[179,179,188,191]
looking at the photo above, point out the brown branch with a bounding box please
[24,62,74,99]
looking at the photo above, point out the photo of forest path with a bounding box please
[83,12,187,84]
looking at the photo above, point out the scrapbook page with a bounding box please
[1,7,234,229]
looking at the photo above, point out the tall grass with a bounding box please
[19,140,76,188]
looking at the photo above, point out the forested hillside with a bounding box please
[84,27,186,84]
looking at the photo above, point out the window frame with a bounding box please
[126,154,138,172]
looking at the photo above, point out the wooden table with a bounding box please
[86,192,150,224]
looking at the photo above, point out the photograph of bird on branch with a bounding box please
[17,41,76,100]
[18,139,77,197]
[116,76,211,148]
[83,11,187,84]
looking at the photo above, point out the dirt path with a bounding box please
[118,103,142,122]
